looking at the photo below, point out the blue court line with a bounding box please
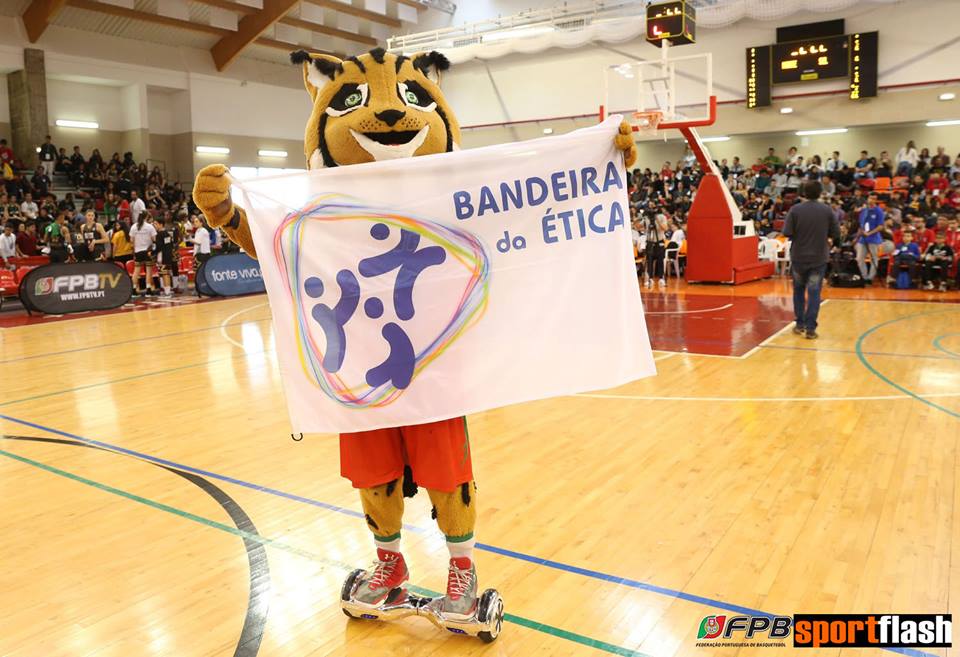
[0,412,939,656]
[761,344,958,361]
[855,309,960,421]
[0,317,272,365]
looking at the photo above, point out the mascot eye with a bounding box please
[397,81,437,112]
[326,83,369,117]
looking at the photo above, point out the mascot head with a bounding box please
[290,47,460,169]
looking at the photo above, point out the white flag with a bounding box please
[235,117,655,433]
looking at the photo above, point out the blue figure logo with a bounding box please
[303,222,447,390]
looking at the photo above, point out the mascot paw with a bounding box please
[193,163,236,227]
[614,121,638,169]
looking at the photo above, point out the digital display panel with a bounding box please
[771,35,849,84]
[646,0,696,47]
[746,46,772,108]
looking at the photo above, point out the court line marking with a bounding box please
[220,302,271,350]
[932,333,960,359]
[0,411,938,657]
[759,344,959,361]
[855,309,960,421]
[0,293,252,331]
[575,392,960,402]
[0,314,272,365]
[0,446,651,657]
[643,303,734,315]
[1,435,270,657]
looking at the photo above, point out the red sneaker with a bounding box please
[441,556,478,619]
[354,548,409,605]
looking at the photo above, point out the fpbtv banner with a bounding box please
[235,117,655,433]
[201,253,265,296]
[20,262,133,314]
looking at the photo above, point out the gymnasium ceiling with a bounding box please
[4,0,452,70]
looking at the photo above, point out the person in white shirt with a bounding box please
[129,213,158,296]
[20,192,38,220]
[0,224,16,268]
[895,140,918,177]
[191,215,212,264]
[129,190,147,226]
[825,151,846,173]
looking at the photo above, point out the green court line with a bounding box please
[855,310,960,421]
[0,447,650,657]
[932,334,960,359]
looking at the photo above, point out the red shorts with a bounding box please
[340,417,472,492]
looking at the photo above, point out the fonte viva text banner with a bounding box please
[235,117,655,433]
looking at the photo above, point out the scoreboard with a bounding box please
[646,1,696,47]
[771,35,849,84]
[746,20,878,108]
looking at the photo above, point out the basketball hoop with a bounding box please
[631,110,663,135]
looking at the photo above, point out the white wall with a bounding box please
[187,74,311,140]
[46,79,127,130]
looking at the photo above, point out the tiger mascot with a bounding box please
[193,47,637,621]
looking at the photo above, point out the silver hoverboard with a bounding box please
[340,568,505,643]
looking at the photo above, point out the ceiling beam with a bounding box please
[279,14,376,47]
[67,0,229,36]
[302,0,401,28]
[395,0,427,10]
[21,0,68,42]
[211,0,301,71]
[65,0,338,61]
[191,0,256,15]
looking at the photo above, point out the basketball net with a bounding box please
[631,110,663,136]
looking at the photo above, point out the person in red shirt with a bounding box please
[0,139,13,167]
[925,172,949,197]
[946,217,960,251]
[15,221,39,256]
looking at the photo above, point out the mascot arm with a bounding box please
[192,164,258,259]
[615,121,638,169]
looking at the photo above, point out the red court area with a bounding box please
[641,293,795,357]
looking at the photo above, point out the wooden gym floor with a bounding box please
[1,278,959,657]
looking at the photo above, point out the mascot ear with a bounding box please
[290,50,343,101]
[411,50,450,84]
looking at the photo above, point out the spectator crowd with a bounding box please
[1,135,227,297]
[629,140,960,291]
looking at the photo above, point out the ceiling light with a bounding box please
[56,119,98,129]
[543,128,554,135]
[701,136,730,142]
[938,92,956,101]
[795,128,848,136]
[926,119,960,127]
[780,107,794,114]
[196,145,230,154]
[258,149,288,158]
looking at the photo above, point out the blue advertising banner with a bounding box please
[201,253,265,296]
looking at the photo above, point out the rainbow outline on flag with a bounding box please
[273,193,491,409]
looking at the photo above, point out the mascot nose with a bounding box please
[375,109,406,127]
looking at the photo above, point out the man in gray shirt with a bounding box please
[782,180,841,339]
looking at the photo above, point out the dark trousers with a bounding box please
[646,242,664,279]
[922,261,949,284]
[792,262,827,331]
